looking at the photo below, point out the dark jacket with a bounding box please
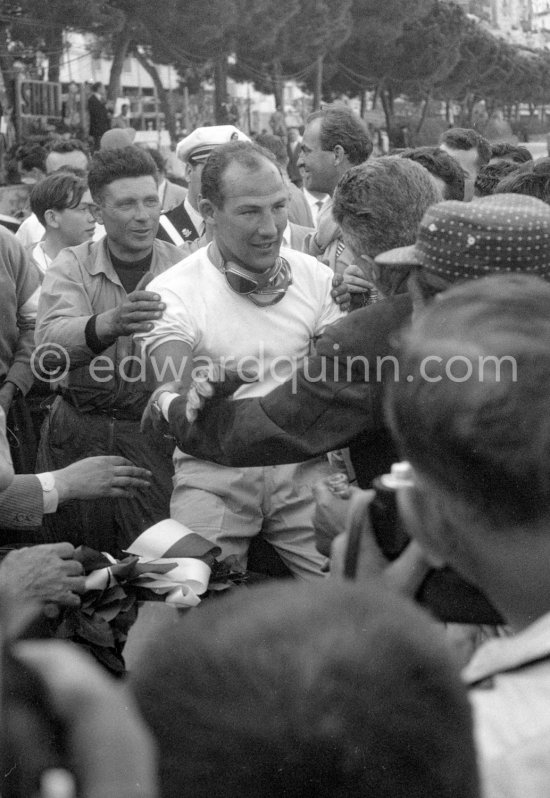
[166,293,413,487]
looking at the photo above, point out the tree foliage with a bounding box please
[1,0,550,138]
[232,0,352,110]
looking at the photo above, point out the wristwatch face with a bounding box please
[40,472,56,492]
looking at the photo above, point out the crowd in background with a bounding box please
[1,99,550,798]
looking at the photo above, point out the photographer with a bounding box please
[332,275,550,798]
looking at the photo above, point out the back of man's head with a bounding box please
[474,160,518,197]
[254,133,288,168]
[45,140,89,174]
[439,127,491,167]
[145,147,166,176]
[200,141,279,208]
[307,105,373,165]
[494,158,550,205]
[131,580,479,798]
[490,142,533,164]
[88,145,158,203]
[18,144,48,175]
[332,156,441,294]
[400,146,465,201]
[387,274,550,529]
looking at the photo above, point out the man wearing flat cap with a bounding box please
[144,192,550,491]
[157,125,250,247]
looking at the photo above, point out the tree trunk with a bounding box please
[214,53,228,124]
[0,23,15,110]
[379,83,394,136]
[466,93,475,125]
[134,49,177,143]
[108,24,133,103]
[271,58,284,112]
[44,23,64,83]
[371,85,378,111]
[360,89,367,118]
[313,54,323,111]
[415,91,431,136]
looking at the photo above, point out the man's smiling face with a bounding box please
[206,159,288,274]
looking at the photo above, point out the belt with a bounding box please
[59,393,139,421]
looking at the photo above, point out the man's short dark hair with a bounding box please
[254,133,288,168]
[332,156,441,293]
[387,274,550,528]
[490,142,533,164]
[30,171,89,227]
[145,147,166,175]
[440,128,491,167]
[91,82,103,93]
[46,139,88,156]
[474,161,518,197]
[307,106,373,165]
[494,158,550,205]
[201,141,279,208]
[400,146,465,200]
[132,580,479,798]
[17,144,47,173]
[88,145,158,203]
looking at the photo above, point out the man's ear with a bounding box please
[43,208,59,229]
[397,483,448,569]
[333,144,346,166]
[199,198,216,225]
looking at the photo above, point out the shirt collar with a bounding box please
[463,610,550,685]
[158,179,167,208]
[183,195,204,236]
[33,242,52,274]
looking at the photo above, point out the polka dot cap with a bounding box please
[374,193,550,283]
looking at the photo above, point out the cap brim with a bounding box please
[188,151,213,164]
[374,244,422,268]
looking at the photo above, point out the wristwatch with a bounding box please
[147,388,175,438]
[36,472,59,513]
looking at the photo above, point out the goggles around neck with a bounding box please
[209,242,292,307]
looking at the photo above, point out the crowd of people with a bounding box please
[1,105,549,797]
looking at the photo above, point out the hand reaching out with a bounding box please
[54,456,152,503]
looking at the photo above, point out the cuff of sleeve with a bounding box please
[85,315,109,355]
[308,234,324,256]
[5,364,33,396]
[159,391,179,421]
[36,472,59,514]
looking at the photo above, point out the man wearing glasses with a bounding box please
[139,141,344,580]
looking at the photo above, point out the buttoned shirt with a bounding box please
[36,237,182,415]
[463,611,550,797]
